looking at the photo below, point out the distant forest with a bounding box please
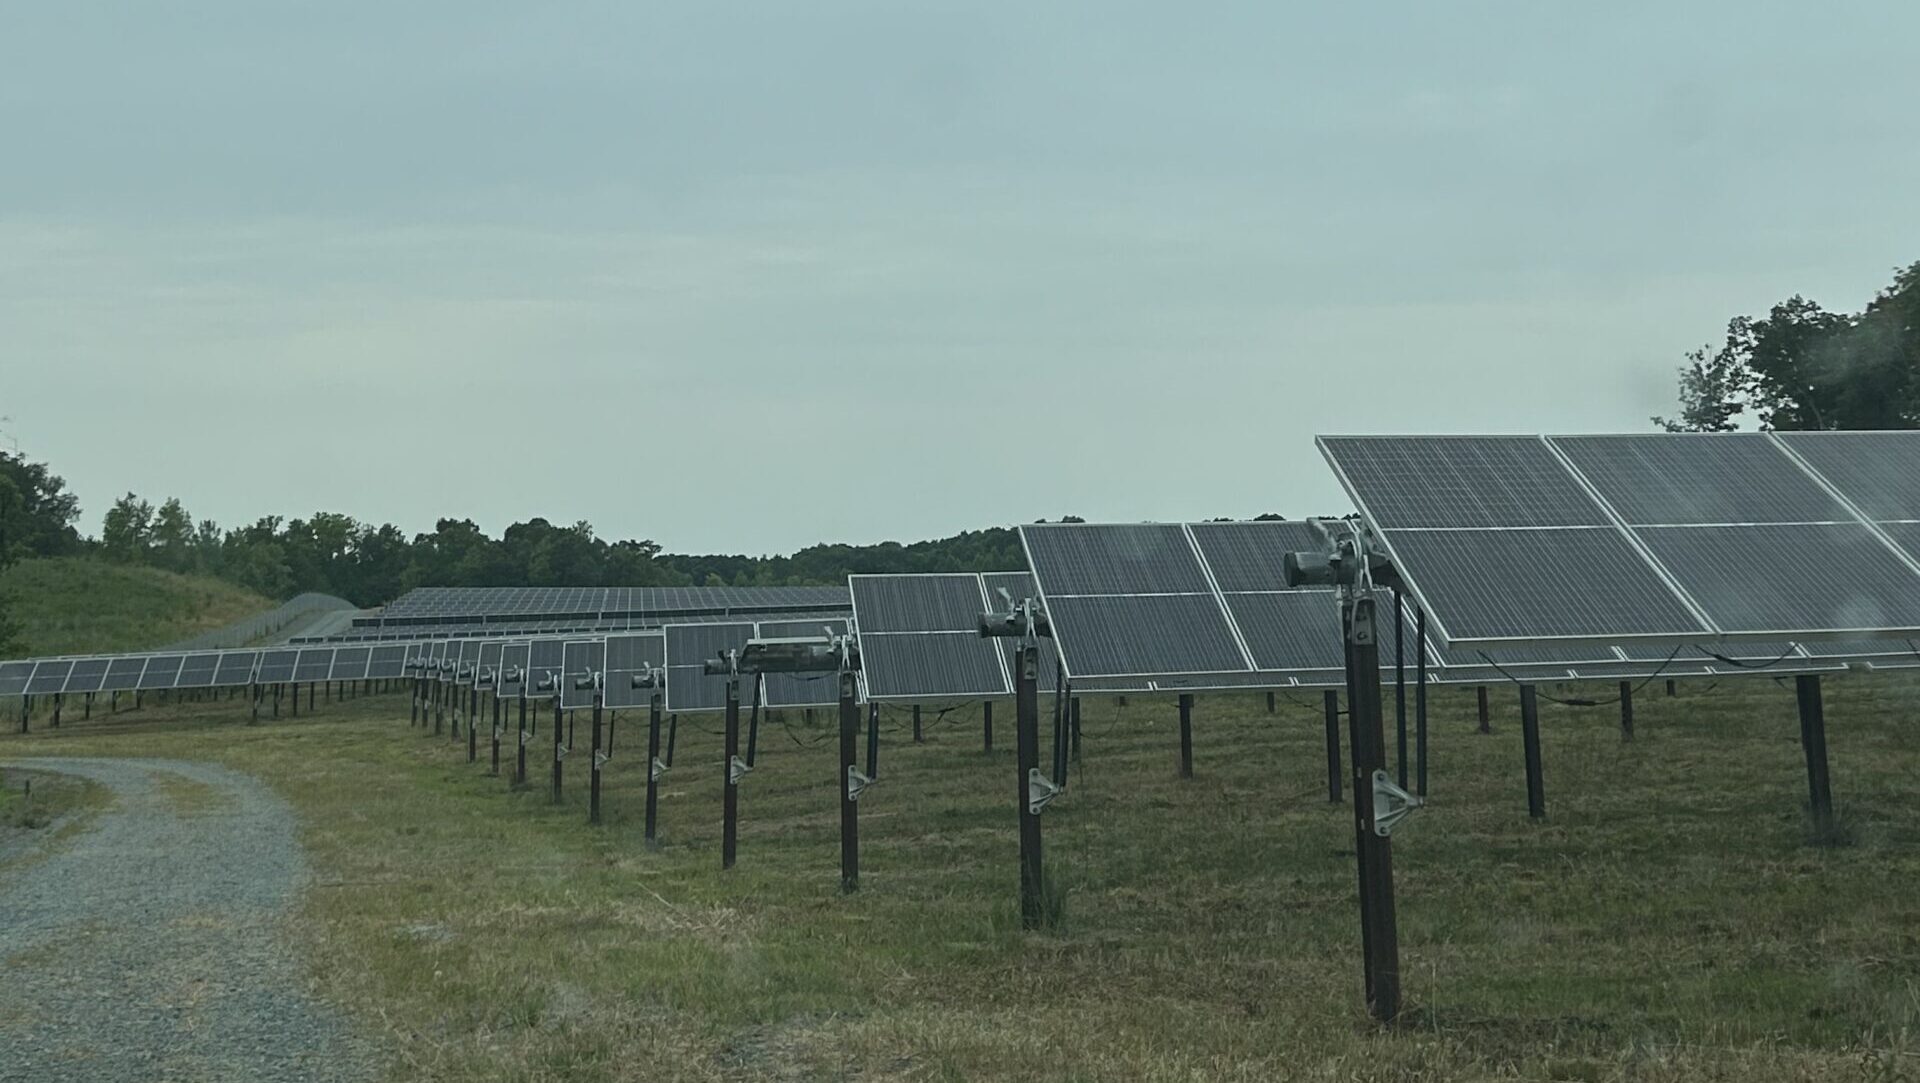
[1,261,1912,630]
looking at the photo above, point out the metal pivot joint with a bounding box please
[1370,770,1424,837]
[728,754,752,786]
[846,766,875,803]
[1027,768,1063,815]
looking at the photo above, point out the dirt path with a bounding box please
[0,757,373,1082]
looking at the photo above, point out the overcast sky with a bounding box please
[4,3,1916,555]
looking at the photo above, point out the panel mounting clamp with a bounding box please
[1028,769,1063,815]
[729,755,752,786]
[650,757,669,782]
[1371,770,1423,837]
[847,767,875,803]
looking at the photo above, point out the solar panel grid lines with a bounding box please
[291,649,334,684]
[26,660,73,695]
[527,639,568,700]
[176,653,223,689]
[559,639,606,710]
[1320,431,1920,648]
[851,574,1015,701]
[498,641,532,698]
[138,655,185,690]
[602,632,667,709]
[663,621,755,713]
[100,655,150,691]
[328,646,372,682]
[1316,435,1614,530]
[214,651,262,686]
[474,641,504,688]
[366,644,410,679]
[256,648,300,685]
[0,660,37,697]
[62,657,113,694]
[754,618,850,709]
[1022,520,1384,687]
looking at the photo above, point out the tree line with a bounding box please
[1657,261,1920,431]
[0,454,1054,611]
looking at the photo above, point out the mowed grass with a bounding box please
[0,557,274,657]
[5,670,1920,1081]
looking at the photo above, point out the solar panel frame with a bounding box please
[366,644,410,679]
[137,654,185,690]
[292,648,334,683]
[175,652,222,689]
[602,632,666,710]
[474,641,504,690]
[0,660,37,697]
[663,622,755,713]
[256,649,300,684]
[559,639,605,710]
[327,646,371,682]
[498,641,532,698]
[62,657,112,694]
[527,638,567,700]
[852,574,1013,701]
[756,618,850,708]
[100,655,150,692]
[26,660,72,695]
[214,650,262,686]
[1325,432,1920,649]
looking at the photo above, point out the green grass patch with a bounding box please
[0,556,274,657]
[6,671,1920,1080]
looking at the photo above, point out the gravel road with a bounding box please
[0,757,375,1082]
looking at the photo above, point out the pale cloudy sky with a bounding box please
[3,3,1916,554]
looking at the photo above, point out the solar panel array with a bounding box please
[0,642,415,697]
[1320,433,1920,648]
[661,619,849,712]
[1019,520,1349,690]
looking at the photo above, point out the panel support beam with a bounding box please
[1795,674,1836,842]
[1520,685,1545,821]
[1342,593,1399,1023]
[1177,693,1195,778]
[1322,689,1343,803]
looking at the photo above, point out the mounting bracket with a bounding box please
[592,750,609,769]
[846,766,875,803]
[1028,768,1063,815]
[556,744,572,762]
[650,756,669,782]
[729,755,752,786]
[1371,770,1424,837]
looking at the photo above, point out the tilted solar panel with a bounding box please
[100,655,149,691]
[62,657,112,694]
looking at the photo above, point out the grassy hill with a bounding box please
[0,557,274,658]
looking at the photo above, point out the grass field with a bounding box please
[4,670,1919,1081]
[0,557,274,658]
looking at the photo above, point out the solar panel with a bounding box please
[26,660,72,695]
[176,652,222,688]
[100,655,149,691]
[664,622,754,713]
[366,644,410,679]
[527,639,567,699]
[498,642,531,698]
[1771,431,1920,522]
[1319,432,1920,648]
[454,640,482,682]
[1023,521,1377,687]
[852,574,1013,701]
[62,657,112,694]
[0,660,36,697]
[603,633,666,709]
[756,618,849,707]
[137,655,184,690]
[256,649,300,684]
[328,646,371,682]
[292,648,334,683]
[214,651,261,686]
[474,642,503,689]
[559,639,605,709]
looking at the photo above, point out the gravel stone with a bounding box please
[0,757,376,1082]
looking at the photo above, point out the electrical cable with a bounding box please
[1474,645,1686,708]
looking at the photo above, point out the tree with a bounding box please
[0,451,82,561]
[150,498,196,572]
[100,493,156,563]
[1659,263,1920,431]
[1654,343,1745,432]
